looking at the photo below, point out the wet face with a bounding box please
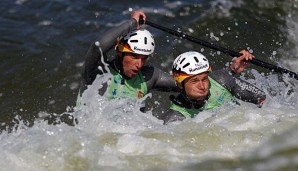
[183,72,209,101]
[122,52,148,78]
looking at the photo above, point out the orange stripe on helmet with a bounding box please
[173,71,192,83]
[119,44,134,53]
[115,37,135,53]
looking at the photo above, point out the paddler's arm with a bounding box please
[81,11,144,86]
[141,66,180,92]
[227,50,266,106]
[210,69,266,107]
[157,108,186,125]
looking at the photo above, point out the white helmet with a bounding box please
[172,51,211,84]
[116,29,155,56]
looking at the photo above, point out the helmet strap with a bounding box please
[173,80,211,109]
[170,91,210,109]
[113,52,130,79]
[177,81,183,89]
[113,52,124,73]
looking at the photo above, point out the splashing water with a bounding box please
[0,70,298,171]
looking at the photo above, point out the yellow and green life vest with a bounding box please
[106,67,148,100]
[76,67,148,109]
[170,77,235,118]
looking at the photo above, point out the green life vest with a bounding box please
[75,67,148,109]
[106,67,148,100]
[170,77,234,118]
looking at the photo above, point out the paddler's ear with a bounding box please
[176,82,183,89]
[116,50,122,58]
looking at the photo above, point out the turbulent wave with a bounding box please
[1,70,298,170]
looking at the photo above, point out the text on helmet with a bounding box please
[189,64,208,73]
[134,47,152,53]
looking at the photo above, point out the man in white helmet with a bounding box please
[160,51,266,124]
[80,11,179,111]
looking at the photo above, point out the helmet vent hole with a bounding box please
[130,40,138,43]
[144,37,147,44]
[194,57,199,63]
[183,63,190,68]
[130,33,137,37]
[180,58,186,64]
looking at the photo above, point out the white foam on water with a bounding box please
[280,3,298,72]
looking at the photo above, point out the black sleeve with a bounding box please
[158,109,186,125]
[209,69,266,105]
[141,65,180,92]
[81,19,138,86]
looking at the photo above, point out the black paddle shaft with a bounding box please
[140,19,298,80]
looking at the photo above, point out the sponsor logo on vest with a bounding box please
[189,64,208,73]
[134,47,152,53]
[137,91,144,98]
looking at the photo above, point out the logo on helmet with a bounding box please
[189,64,208,73]
[134,47,152,53]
